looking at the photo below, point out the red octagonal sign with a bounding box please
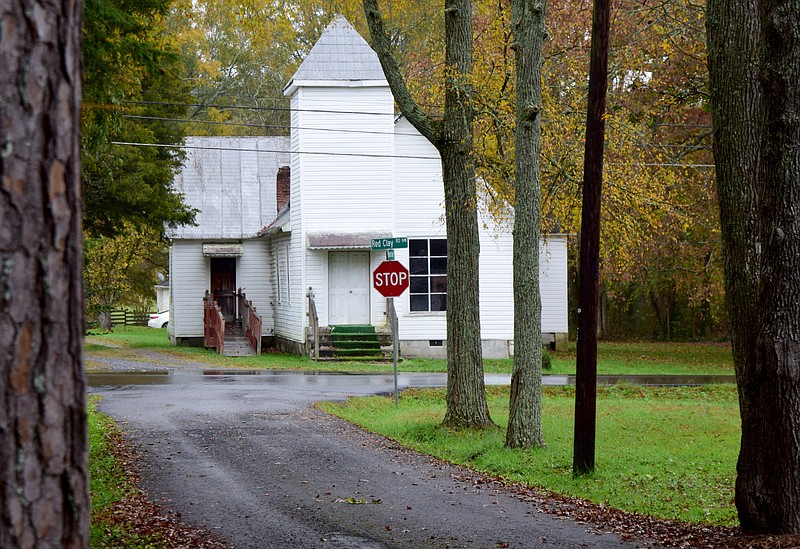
[373,260,410,298]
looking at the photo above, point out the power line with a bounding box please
[113,141,714,168]
[607,162,714,168]
[123,114,714,148]
[122,114,423,137]
[117,99,399,117]
[111,141,440,161]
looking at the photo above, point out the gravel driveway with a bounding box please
[90,353,657,549]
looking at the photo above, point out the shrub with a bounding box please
[542,349,552,370]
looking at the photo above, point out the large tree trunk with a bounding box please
[0,0,88,546]
[506,0,547,449]
[365,0,492,429]
[438,0,491,430]
[707,0,800,534]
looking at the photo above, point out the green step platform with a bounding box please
[329,325,383,360]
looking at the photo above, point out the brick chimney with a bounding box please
[276,166,290,213]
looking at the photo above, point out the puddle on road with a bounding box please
[86,370,734,388]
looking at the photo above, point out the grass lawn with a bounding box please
[85,327,734,376]
[320,384,740,526]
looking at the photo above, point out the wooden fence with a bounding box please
[110,310,154,328]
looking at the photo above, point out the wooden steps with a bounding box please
[222,321,257,357]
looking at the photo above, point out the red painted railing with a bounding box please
[204,289,262,355]
[239,289,262,355]
[203,291,225,355]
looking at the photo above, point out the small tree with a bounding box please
[85,224,168,330]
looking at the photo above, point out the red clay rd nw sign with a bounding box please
[373,260,409,298]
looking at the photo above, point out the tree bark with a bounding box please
[506,0,547,449]
[0,0,88,546]
[707,0,800,534]
[364,0,492,429]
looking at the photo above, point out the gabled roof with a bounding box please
[284,15,386,93]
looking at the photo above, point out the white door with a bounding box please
[328,252,370,325]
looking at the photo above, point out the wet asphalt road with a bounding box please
[91,369,659,548]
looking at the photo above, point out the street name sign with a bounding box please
[370,237,408,250]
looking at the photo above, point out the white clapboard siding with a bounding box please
[388,117,448,339]
[305,249,326,326]
[540,235,569,333]
[269,94,309,345]
[171,239,277,339]
[296,86,395,234]
[478,227,515,340]
[393,117,447,235]
[387,118,569,341]
[271,235,306,344]
[238,240,274,335]
[171,240,207,338]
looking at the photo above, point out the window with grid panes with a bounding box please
[409,238,447,312]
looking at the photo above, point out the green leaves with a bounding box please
[83,0,196,237]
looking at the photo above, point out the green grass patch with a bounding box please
[320,384,740,526]
[401,341,733,375]
[86,327,173,349]
[548,341,734,375]
[88,395,162,547]
[85,328,734,375]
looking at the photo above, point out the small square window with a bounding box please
[409,239,428,257]
[430,239,447,256]
[409,238,448,312]
[410,294,429,312]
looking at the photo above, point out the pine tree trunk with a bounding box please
[707,0,800,534]
[0,0,89,546]
[506,0,547,449]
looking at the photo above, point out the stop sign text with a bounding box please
[372,260,410,298]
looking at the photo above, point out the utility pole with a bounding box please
[573,0,611,475]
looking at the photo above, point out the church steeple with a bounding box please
[284,15,387,96]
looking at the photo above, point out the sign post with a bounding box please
[371,243,410,409]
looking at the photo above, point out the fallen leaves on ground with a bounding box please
[450,472,800,548]
[102,426,228,548]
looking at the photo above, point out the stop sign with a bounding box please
[373,260,410,298]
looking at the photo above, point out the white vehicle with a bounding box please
[147,311,169,329]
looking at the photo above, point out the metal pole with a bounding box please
[391,297,399,409]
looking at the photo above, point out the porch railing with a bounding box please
[203,291,225,356]
[238,288,262,355]
[204,289,263,355]
[307,287,319,360]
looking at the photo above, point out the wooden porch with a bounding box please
[203,288,262,357]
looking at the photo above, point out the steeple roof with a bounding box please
[285,15,386,92]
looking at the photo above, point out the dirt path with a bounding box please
[91,366,658,549]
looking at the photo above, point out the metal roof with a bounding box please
[286,15,386,88]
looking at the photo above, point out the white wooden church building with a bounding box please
[166,16,568,358]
